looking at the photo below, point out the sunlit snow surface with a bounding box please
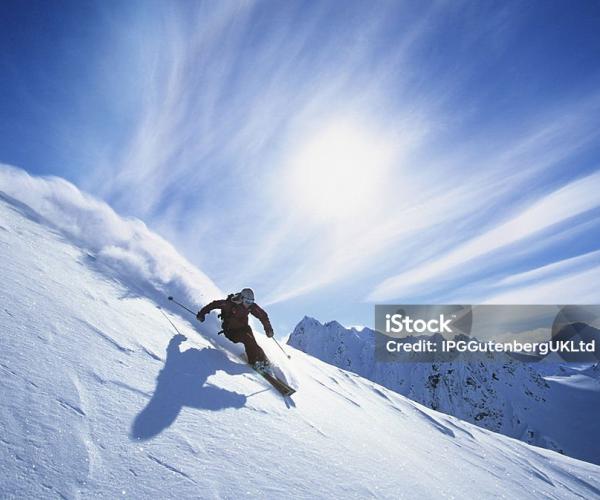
[1,175,599,498]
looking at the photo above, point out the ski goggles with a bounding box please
[242,297,254,306]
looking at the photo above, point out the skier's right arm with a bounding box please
[197,299,226,322]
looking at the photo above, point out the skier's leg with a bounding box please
[223,327,267,364]
[241,328,267,365]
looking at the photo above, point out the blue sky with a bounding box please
[2,0,600,334]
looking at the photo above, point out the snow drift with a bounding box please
[1,166,600,498]
[0,164,221,308]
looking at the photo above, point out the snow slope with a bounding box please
[1,170,600,499]
[288,317,600,466]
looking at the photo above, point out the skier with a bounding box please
[196,288,274,368]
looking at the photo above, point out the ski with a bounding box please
[253,365,296,397]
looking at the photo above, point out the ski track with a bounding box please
[314,378,362,408]
[40,482,69,500]
[140,345,163,362]
[77,317,135,354]
[107,379,153,399]
[56,398,86,417]
[0,360,18,377]
[147,454,197,484]
[409,405,456,438]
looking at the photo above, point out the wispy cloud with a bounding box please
[484,264,600,304]
[37,1,600,326]
[496,250,600,289]
[81,1,445,298]
[368,169,600,301]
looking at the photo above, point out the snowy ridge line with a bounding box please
[0,163,221,310]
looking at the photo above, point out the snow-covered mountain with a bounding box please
[2,166,600,499]
[288,317,600,466]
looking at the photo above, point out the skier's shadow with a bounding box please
[131,334,247,440]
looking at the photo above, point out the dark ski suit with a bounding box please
[198,296,273,364]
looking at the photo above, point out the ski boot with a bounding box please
[253,360,272,374]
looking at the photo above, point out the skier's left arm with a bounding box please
[251,304,274,338]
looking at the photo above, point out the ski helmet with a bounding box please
[240,288,255,306]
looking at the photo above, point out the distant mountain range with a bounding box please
[288,316,600,465]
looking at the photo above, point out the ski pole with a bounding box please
[157,307,186,337]
[273,337,291,359]
[167,295,222,334]
[167,296,196,316]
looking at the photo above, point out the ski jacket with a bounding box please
[199,297,273,334]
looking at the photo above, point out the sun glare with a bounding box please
[286,119,393,221]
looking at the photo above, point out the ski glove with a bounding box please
[266,328,274,338]
[197,312,206,322]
